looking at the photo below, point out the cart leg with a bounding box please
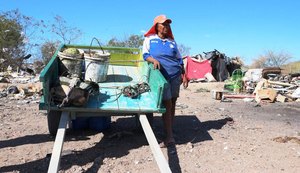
[48,111,69,173]
[139,114,171,173]
[135,113,153,129]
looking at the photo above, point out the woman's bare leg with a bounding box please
[162,99,174,145]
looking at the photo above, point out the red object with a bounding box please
[144,14,174,39]
[185,56,212,80]
[223,94,256,99]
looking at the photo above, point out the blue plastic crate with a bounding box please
[89,117,111,132]
[72,117,90,130]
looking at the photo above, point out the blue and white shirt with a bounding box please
[142,34,183,80]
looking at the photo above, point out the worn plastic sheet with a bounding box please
[185,56,212,80]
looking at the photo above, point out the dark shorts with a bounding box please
[163,75,181,100]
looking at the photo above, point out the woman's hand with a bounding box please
[182,74,189,89]
[152,59,160,69]
[146,57,160,69]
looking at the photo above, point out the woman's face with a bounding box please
[156,22,170,38]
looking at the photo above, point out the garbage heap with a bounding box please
[220,67,300,103]
[0,70,41,102]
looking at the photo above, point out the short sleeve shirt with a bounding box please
[142,34,183,80]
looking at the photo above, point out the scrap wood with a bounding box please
[267,80,294,87]
[222,94,255,99]
[211,90,226,100]
[276,94,287,103]
[0,82,42,95]
[282,93,298,101]
[255,88,277,103]
[19,82,42,93]
[253,79,267,95]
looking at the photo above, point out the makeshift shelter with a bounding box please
[186,49,243,82]
[185,56,212,81]
[203,49,229,81]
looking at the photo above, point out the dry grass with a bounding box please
[281,61,300,74]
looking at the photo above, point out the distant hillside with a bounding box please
[281,61,300,74]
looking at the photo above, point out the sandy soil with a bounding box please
[0,82,299,173]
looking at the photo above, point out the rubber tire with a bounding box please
[47,111,62,136]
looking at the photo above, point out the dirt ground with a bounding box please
[0,82,299,173]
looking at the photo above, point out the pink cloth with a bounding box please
[185,56,212,80]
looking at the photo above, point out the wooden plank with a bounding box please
[257,88,277,102]
[139,115,171,173]
[48,112,69,173]
[222,94,256,99]
[276,94,287,103]
[267,80,294,87]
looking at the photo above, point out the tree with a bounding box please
[33,59,44,74]
[0,13,24,71]
[250,56,268,68]
[51,15,82,44]
[0,9,46,71]
[40,15,83,65]
[177,43,190,57]
[264,50,292,67]
[40,41,60,65]
[126,35,143,48]
[106,35,190,57]
[1,10,83,71]
[251,50,292,68]
[107,34,143,48]
[107,37,125,47]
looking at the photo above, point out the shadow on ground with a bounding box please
[153,115,232,173]
[0,115,231,173]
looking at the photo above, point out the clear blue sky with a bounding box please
[1,0,299,65]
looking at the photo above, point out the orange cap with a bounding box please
[144,15,174,39]
[153,15,172,25]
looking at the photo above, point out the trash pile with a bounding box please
[0,70,41,102]
[185,49,243,82]
[215,67,300,103]
[249,70,300,103]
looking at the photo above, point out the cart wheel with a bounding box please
[47,111,62,136]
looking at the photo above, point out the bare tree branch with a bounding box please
[251,50,292,68]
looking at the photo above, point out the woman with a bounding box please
[143,14,188,147]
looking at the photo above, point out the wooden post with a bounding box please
[139,115,172,173]
[48,112,69,173]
